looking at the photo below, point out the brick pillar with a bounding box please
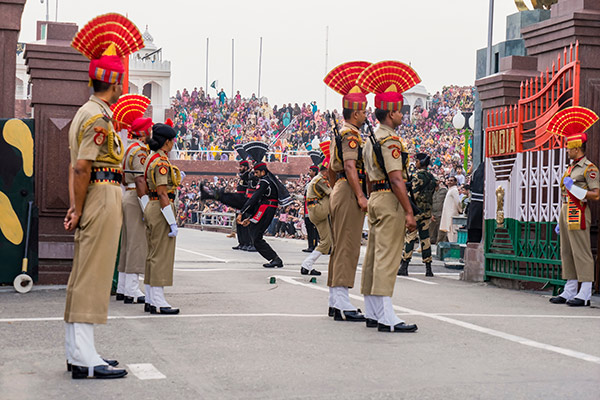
[0,0,26,118]
[24,21,90,283]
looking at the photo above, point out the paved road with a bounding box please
[1,229,599,399]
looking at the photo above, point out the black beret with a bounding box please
[152,123,177,139]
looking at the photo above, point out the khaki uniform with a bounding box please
[327,122,366,288]
[361,124,407,297]
[64,95,124,324]
[307,171,332,254]
[144,149,181,286]
[118,138,149,274]
[559,156,599,282]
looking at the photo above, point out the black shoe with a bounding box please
[144,303,151,312]
[366,318,378,328]
[425,262,434,277]
[302,248,314,253]
[246,246,257,252]
[398,260,409,276]
[150,305,180,314]
[378,322,418,333]
[115,293,125,301]
[124,295,145,304]
[549,296,568,304]
[232,245,242,250]
[263,258,283,268]
[72,364,127,379]
[328,307,334,317]
[300,267,321,276]
[566,298,590,307]
[67,358,118,372]
[333,308,366,322]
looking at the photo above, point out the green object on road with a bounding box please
[269,277,276,284]
[309,277,317,283]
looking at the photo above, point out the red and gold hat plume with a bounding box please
[72,13,144,85]
[357,61,421,111]
[111,94,151,134]
[324,61,371,111]
[319,140,331,169]
[547,106,599,149]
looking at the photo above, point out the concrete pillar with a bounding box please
[0,0,27,118]
[24,21,89,283]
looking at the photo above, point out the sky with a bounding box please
[19,0,522,108]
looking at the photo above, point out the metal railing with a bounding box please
[171,149,308,161]
[187,211,236,229]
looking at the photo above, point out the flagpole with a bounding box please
[486,0,494,76]
[231,38,235,96]
[324,25,329,111]
[205,37,209,95]
[258,37,263,99]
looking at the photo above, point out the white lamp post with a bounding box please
[452,111,473,172]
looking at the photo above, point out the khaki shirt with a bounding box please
[561,156,600,197]
[123,138,149,184]
[330,122,363,173]
[68,95,123,168]
[145,149,181,192]
[364,124,406,182]
[307,171,331,200]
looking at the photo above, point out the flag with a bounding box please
[210,80,218,89]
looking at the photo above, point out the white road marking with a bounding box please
[435,313,600,319]
[0,313,326,323]
[176,247,228,262]
[398,276,438,285]
[127,363,166,380]
[275,276,600,365]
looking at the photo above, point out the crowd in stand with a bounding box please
[170,85,476,230]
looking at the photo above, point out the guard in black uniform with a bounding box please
[200,144,256,251]
[239,141,291,268]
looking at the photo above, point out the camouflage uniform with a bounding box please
[401,168,436,269]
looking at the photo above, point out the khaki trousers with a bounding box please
[327,180,365,288]
[144,201,176,286]
[559,205,594,282]
[118,190,148,274]
[308,197,332,255]
[361,191,406,297]
[64,184,122,324]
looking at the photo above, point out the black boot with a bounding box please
[425,262,434,277]
[200,183,215,200]
[398,260,409,276]
[263,257,283,268]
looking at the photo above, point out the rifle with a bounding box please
[325,111,344,164]
[364,120,420,215]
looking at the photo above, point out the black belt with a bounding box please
[372,181,392,192]
[149,191,176,201]
[263,199,278,205]
[90,168,122,185]
[336,171,365,182]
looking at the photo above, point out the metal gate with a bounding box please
[484,43,580,291]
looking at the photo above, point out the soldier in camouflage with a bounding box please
[398,153,436,277]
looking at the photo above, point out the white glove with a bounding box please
[161,205,178,237]
[168,224,178,238]
[568,184,588,201]
[138,195,149,212]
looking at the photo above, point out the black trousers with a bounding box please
[305,217,319,249]
[219,192,247,210]
[237,222,251,246]
[249,206,278,261]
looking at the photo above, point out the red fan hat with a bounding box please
[323,61,371,111]
[357,61,421,111]
[547,106,599,149]
[111,94,151,135]
[319,140,331,169]
[72,13,144,85]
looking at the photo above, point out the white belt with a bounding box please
[127,183,136,189]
